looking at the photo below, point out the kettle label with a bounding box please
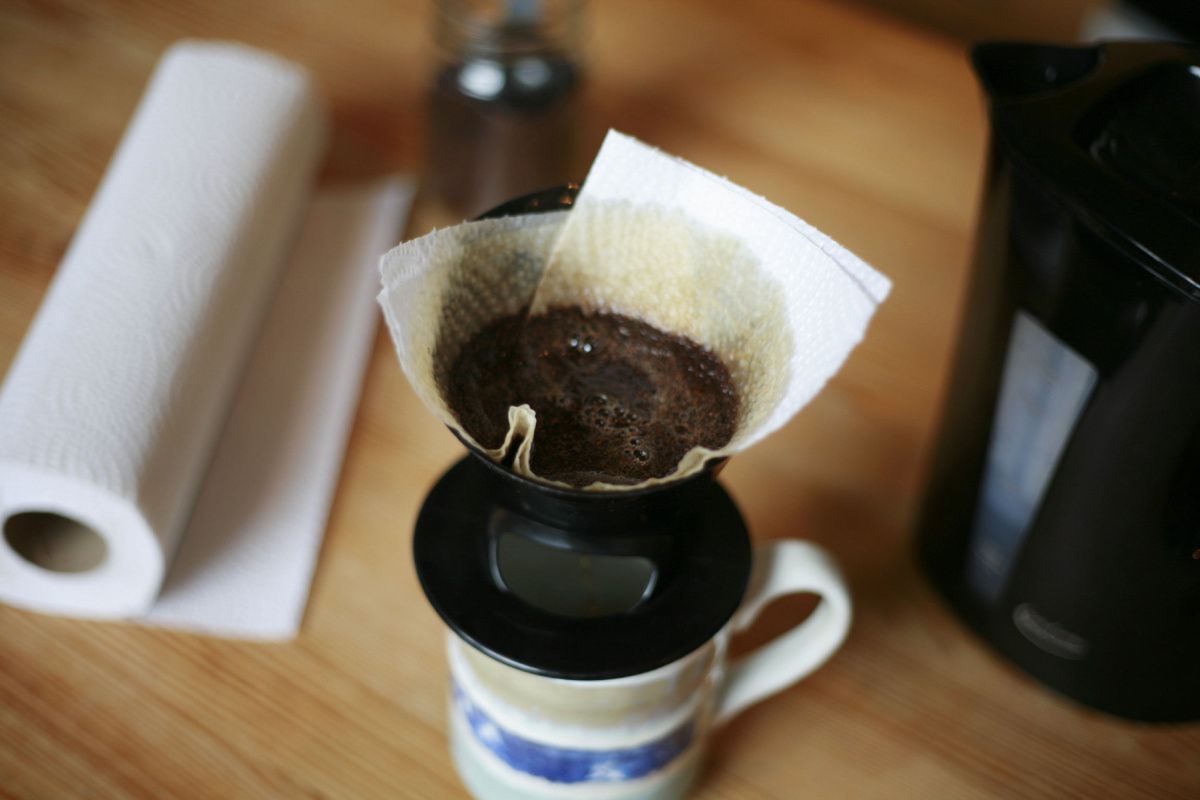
[1012,603,1090,660]
[966,312,1097,603]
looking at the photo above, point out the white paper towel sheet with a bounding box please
[0,40,414,638]
[143,177,414,638]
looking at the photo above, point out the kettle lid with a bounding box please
[974,41,1200,300]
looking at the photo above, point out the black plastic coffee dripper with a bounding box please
[412,186,752,681]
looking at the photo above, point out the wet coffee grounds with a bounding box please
[442,306,739,486]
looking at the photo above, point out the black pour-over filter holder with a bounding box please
[412,186,753,681]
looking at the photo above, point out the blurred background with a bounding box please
[2,1,1198,798]
[860,0,1195,41]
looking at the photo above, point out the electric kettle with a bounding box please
[918,41,1200,723]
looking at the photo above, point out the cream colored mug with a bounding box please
[445,539,852,800]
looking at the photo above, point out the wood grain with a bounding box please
[1,1,1197,798]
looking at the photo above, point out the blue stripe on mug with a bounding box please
[453,683,695,784]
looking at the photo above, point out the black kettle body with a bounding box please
[918,41,1200,722]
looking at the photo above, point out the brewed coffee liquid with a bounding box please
[444,307,739,486]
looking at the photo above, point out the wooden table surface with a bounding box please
[1,1,1197,798]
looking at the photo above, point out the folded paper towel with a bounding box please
[0,41,413,638]
[142,177,413,638]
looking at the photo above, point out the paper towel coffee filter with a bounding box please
[378,130,891,490]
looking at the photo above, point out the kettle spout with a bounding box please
[972,43,1102,102]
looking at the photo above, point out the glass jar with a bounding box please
[427,0,584,219]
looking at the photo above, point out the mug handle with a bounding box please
[713,540,852,725]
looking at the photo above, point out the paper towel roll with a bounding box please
[0,41,326,618]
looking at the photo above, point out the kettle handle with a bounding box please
[713,540,852,725]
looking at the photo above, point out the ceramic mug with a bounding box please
[446,539,852,800]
